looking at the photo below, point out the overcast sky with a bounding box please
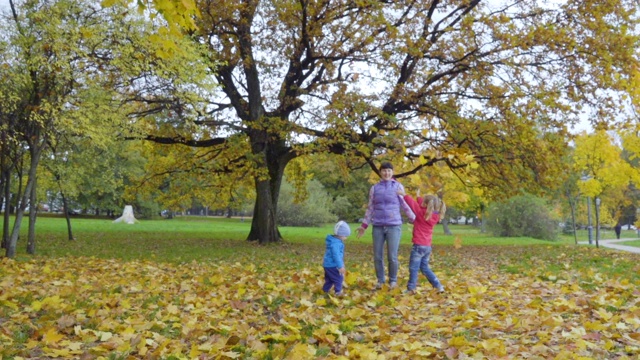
[0,0,10,13]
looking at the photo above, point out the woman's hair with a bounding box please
[422,194,446,220]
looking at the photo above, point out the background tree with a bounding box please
[403,160,485,234]
[128,0,639,244]
[558,166,583,244]
[0,0,204,257]
[2,0,93,257]
[128,138,255,217]
[620,129,640,228]
[573,130,639,247]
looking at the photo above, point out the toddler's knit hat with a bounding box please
[334,221,351,237]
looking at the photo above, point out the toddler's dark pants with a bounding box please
[323,267,343,293]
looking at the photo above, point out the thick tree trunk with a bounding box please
[246,135,293,243]
[26,175,37,254]
[248,178,281,243]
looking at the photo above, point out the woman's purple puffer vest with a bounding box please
[371,180,402,226]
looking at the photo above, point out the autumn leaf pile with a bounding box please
[2,244,640,359]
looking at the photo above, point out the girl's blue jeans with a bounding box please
[407,244,442,291]
[372,225,401,284]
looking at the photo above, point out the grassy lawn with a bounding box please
[2,216,640,359]
[11,215,575,262]
[620,240,640,247]
[8,215,640,286]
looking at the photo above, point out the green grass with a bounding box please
[620,239,640,247]
[558,228,640,243]
[4,215,640,284]
[5,215,576,262]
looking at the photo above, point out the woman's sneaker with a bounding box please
[437,285,445,293]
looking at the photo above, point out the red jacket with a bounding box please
[404,195,440,246]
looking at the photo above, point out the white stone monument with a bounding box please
[113,205,138,224]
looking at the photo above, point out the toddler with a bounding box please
[322,220,351,296]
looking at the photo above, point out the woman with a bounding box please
[356,162,415,289]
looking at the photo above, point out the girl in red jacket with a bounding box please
[400,191,446,293]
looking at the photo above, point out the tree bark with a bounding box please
[2,170,9,249]
[594,197,600,249]
[6,147,39,258]
[61,193,74,241]
[245,138,292,243]
[1,128,7,249]
[26,175,37,254]
[441,217,453,235]
[567,191,578,245]
[248,177,281,243]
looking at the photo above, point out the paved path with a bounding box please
[578,238,640,254]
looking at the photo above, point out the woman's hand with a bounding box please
[356,226,366,238]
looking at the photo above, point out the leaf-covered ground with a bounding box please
[2,243,640,359]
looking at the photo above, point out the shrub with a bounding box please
[277,179,337,226]
[562,219,575,235]
[331,195,354,222]
[485,194,559,240]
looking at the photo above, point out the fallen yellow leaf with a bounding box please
[42,328,65,345]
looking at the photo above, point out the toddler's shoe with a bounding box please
[437,285,445,293]
[389,282,398,289]
[374,283,384,290]
[403,289,416,295]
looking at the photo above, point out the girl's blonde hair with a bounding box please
[422,194,446,220]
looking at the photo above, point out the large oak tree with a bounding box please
[136,0,639,243]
